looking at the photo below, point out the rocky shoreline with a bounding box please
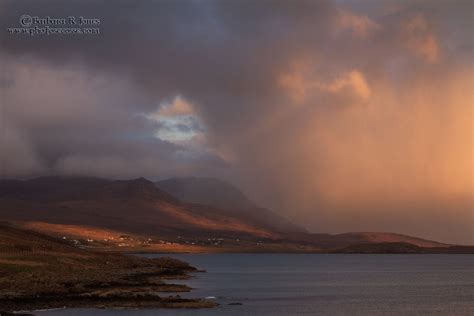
[0,225,216,313]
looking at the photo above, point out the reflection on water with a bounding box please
[40,254,474,315]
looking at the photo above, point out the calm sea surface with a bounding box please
[41,254,474,316]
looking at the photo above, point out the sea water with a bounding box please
[39,254,474,315]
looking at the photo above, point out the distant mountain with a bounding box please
[332,232,447,248]
[156,177,254,210]
[334,242,473,254]
[156,177,306,233]
[0,176,179,206]
[0,176,452,252]
[0,176,277,238]
[286,231,448,248]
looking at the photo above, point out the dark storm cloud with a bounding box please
[0,0,334,110]
[0,55,227,178]
[0,0,336,177]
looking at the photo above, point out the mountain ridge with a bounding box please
[0,176,454,251]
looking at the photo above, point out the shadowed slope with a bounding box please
[156,177,306,233]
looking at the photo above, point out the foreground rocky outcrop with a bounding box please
[0,224,215,313]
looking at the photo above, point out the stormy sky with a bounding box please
[0,0,472,244]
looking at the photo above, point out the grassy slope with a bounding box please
[11,221,473,254]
